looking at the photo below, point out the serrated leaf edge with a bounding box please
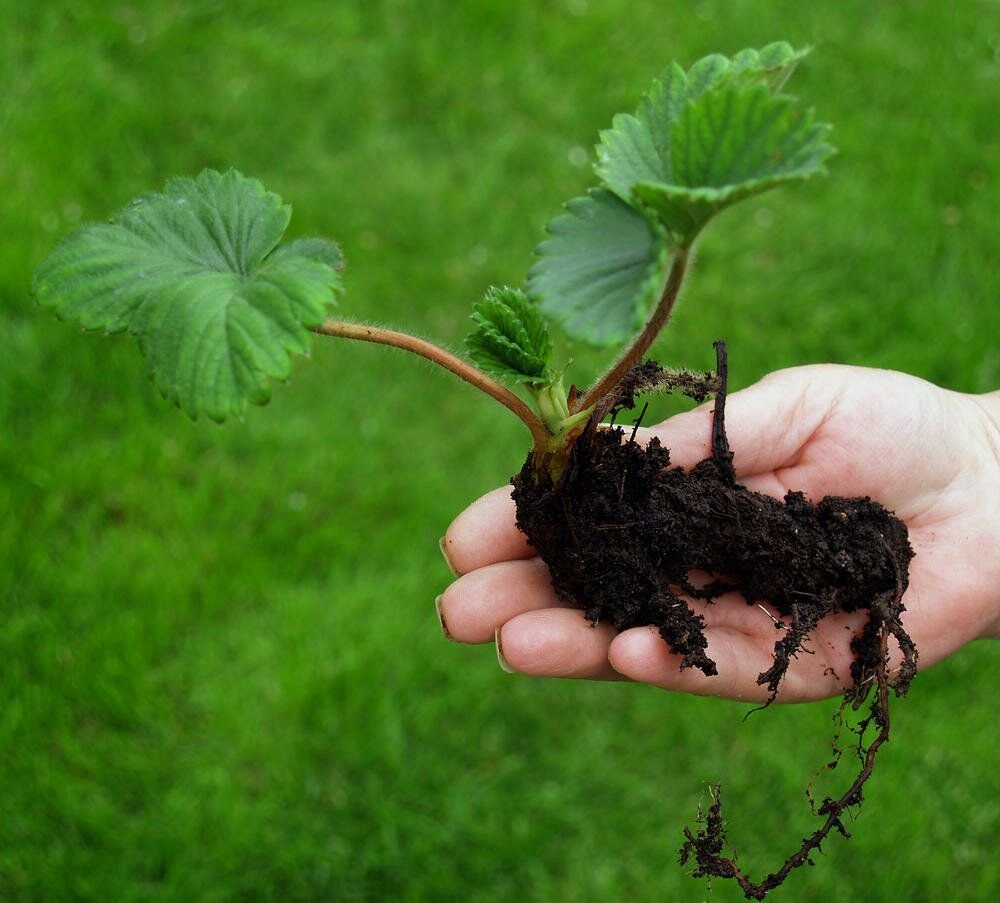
[527,188,672,347]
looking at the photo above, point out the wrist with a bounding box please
[974,389,1000,454]
[969,389,1000,637]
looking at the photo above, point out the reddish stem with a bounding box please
[312,319,551,456]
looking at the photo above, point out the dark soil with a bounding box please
[511,344,918,899]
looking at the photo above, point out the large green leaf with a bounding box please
[527,189,670,347]
[595,42,831,246]
[32,169,343,421]
[466,285,553,386]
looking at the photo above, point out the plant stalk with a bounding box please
[532,380,571,433]
[572,248,690,415]
[312,319,551,455]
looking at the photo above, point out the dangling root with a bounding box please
[679,624,903,900]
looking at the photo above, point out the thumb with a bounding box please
[641,365,848,485]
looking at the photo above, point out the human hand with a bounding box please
[437,366,1000,703]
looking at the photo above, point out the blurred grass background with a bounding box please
[1,1,998,900]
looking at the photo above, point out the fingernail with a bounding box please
[495,627,516,674]
[439,536,461,576]
[434,594,453,640]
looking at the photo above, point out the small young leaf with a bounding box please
[466,286,552,385]
[527,189,670,347]
[32,169,343,421]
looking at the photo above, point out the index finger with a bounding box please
[441,486,535,575]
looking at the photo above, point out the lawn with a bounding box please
[1,1,997,900]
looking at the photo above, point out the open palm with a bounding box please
[439,366,999,702]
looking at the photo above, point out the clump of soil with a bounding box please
[511,344,917,899]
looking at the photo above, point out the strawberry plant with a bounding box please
[32,43,917,899]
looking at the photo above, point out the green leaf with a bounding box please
[527,189,670,347]
[634,83,833,238]
[594,43,832,246]
[32,169,343,421]
[466,285,553,385]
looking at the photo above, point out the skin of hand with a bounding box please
[438,365,1000,704]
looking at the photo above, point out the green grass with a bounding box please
[2,1,998,900]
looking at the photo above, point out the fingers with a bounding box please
[437,557,558,643]
[440,486,532,575]
[491,595,799,687]
[437,556,621,679]
[608,615,858,704]
[498,609,622,681]
[438,555,858,698]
